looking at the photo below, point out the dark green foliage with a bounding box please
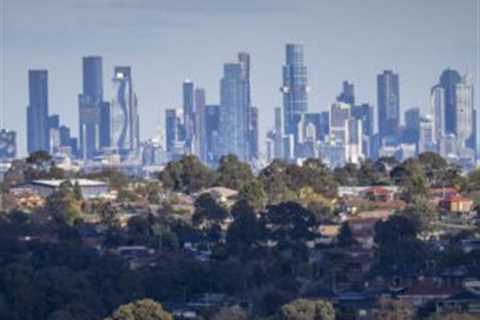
[159,155,215,194]
[215,155,255,190]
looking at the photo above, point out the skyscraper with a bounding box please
[79,57,104,160]
[345,118,364,164]
[249,106,259,160]
[439,69,461,135]
[205,105,221,164]
[281,44,309,145]
[403,108,420,145]
[110,66,140,156]
[165,109,181,154]
[431,85,445,144]
[27,70,50,154]
[183,80,195,152]
[238,52,258,161]
[0,129,17,160]
[337,81,355,106]
[377,70,400,144]
[455,75,474,150]
[194,88,206,161]
[418,115,435,154]
[219,63,249,161]
[329,102,351,144]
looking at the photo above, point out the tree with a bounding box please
[374,298,415,320]
[259,160,295,204]
[374,214,429,275]
[430,313,480,320]
[192,194,228,242]
[160,155,215,194]
[45,181,82,225]
[212,306,249,320]
[391,159,429,202]
[261,202,316,260]
[227,200,264,255]
[238,180,266,209]
[72,182,83,201]
[104,299,172,320]
[400,199,437,237]
[278,299,335,320]
[215,155,255,190]
[337,222,357,247]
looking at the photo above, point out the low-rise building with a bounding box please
[26,179,109,199]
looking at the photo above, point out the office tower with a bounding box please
[431,85,445,144]
[345,118,364,164]
[455,75,474,150]
[329,102,351,144]
[0,129,17,160]
[439,133,458,158]
[439,69,461,135]
[377,70,400,144]
[59,125,78,156]
[219,63,249,161]
[78,57,103,160]
[272,107,284,159]
[319,111,330,141]
[194,88,206,161]
[418,116,435,154]
[183,80,195,152]
[351,103,374,157]
[281,44,309,145]
[27,70,50,154]
[249,106,259,160]
[404,108,420,145]
[110,66,140,156]
[351,104,374,137]
[337,81,355,106]
[165,109,181,154]
[304,113,322,142]
[48,114,60,154]
[205,105,221,164]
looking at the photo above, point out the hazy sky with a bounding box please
[1,0,479,156]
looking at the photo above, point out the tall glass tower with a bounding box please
[110,66,139,156]
[377,70,400,144]
[27,70,50,154]
[219,63,249,161]
[79,56,104,160]
[281,44,309,145]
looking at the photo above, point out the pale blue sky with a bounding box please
[1,0,478,156]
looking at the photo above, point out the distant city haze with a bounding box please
[0,0,478,156]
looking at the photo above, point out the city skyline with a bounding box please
[1,0,478,156]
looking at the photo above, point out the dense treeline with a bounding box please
[0,151,479,319]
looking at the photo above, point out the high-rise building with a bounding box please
[183,80,195,152]
[281,44,309,145]
[165,109,182,154]
[249,106,259,160]
[403,108,420,145]
[110,66,140,156]
[337,81,355,106]
[455,75,474,150]
[329,102,351,144]
[439,69,461,135]
[79,57,104,160]
[205,105,221,164]
[219,63,249,161]
[351,103,374,157]
[345,118,364,164]
[377,70,400,144]
[27,70,50,154]
[194,88,206,161]
[0,129,17,160]
[431,85,445,144]
[418,116,435,154]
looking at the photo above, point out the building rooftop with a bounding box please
[31,179,107,188]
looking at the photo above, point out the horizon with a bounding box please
[0,0,479,156]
